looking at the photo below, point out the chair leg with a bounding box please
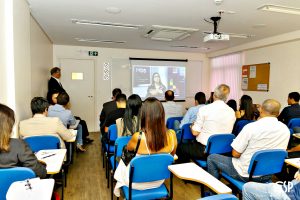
[200,184,204,197]
[111,172,114,200]
[61,169,65,200]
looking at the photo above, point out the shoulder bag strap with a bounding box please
[133,131,143,156]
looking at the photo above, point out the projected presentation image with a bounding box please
[132,65,186,100]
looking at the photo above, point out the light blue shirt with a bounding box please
[179,104,205,128]
[48,104,76,127]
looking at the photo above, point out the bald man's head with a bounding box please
[165,90,175,101]
[261,99,281,117]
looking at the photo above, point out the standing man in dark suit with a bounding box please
[99,88,122,133]
[48,67,65,93]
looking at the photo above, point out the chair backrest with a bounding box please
[24,135,60,152]
[0,167,36,199]
[205,134,235,154]
[108,124,118,143]
[129,154,174,183]
[166,117,183,130]
[114,136,131,157]
[248,149,287,178]
[180,123,196,143]
[232,120,254,136]
[287,118,300,134]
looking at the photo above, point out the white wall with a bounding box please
[30,16,53,98]
[53,45,209,131]
[0,0,6,103]
[13,0,32,121]
[243,40,300,108]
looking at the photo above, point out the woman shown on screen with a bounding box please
[146,72,166,97]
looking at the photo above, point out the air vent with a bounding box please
[144,25,198,42]
[71,19,142,29]
[170,45,199,49]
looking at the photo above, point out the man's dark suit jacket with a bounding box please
[48,77,65,93]
[99,101,117,131]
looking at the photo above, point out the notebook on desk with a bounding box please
[6,178,54,200]
[69,119,80,129]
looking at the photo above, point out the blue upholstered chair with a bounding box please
[287,118,300,134]
[194,134,235,168]
[166,116,183,130]
[24,135,60,152]
[180,123,196,143]
[109,136,131,200]
[199,194,238,200]
[232,120,254,136]
[222,149,287,194]
[104,124,118,187]
[0,167,36,200]
[120,154,174,200]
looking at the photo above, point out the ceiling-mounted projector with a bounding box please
[203,33,229,42]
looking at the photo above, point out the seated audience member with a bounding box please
[48,91,93,144]
[48,92,86,152]
[236,95,257,120]
[19,97,75,149]
[113,97,177,197]
[179,92,206,129]
[207,99,290,182]
[227,99,237,112]
[176,84,235,163]
[99,88,122,133]
[278,92,300,125]
[0,104,47,178]
[47,89,60,105]
[102,93,127,143]
[243,170,300,200]
[162,90,183,123]
[206,92,214,104]
[116,94,142,137]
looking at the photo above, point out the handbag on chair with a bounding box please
[121,131,142,165]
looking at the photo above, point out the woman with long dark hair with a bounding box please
[113,97,177,197]
[236,95,255,120]
[146,72,167,97]
[0,104,47,178]
[116,94,142,136]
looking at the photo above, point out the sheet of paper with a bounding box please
[249,66,256,78]
[241,78,248,90]
[257,84,268,91]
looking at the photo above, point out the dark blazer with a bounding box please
[48,77,65,93]
[99,101,117,129]
[0,139,47,178]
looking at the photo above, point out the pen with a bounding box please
[41,153,56,159]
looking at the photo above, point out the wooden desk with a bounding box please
[285,158,300,168]
[6,178,54,200]
[168,162,232,195]
[36,149,67,174]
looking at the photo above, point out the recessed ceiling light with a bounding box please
[252,24,267,28]
[258,4,300,15]
[75,38,126,44]
[71,19,141,29]
[105,7,121,14]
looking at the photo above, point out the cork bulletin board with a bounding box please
[241,63,270,91]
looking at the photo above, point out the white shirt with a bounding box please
[192,100,235,145]
[231,117,290,177]
[162,101,183,123]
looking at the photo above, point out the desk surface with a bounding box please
[6,178,54,200]
[66,129,77,142]
[168,162,232,194]
[285,158,300,168]
[36,149,67,174]
[293,134,300,140]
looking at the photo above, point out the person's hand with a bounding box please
[294,171,300,181]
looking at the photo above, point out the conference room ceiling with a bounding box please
[27,0,300,53]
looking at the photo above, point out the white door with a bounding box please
[59,58,95,131]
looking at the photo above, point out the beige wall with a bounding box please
[243,40,300,109]
[53,45,209,130]
[30,16,53,98]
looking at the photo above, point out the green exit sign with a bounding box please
[88,51,98,56]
